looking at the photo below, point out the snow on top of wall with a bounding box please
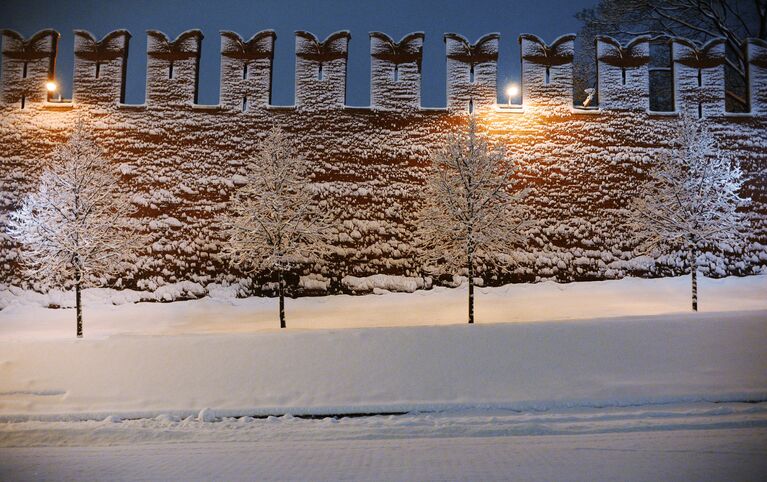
[3,28,764,113]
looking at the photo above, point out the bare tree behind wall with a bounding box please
[575,0,767,111]
[416,117,528,324]
[8,123,145,338]
[219,127,333,329]
[627,114,749,311]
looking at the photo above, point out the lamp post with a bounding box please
[505,84,519,105]
[46,81,59,101]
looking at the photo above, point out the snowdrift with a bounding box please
[1,310,766,420]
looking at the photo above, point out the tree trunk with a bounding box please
[467,245,474,324]
[75,279,83,338]
[278,269,286,329]
[690,247,698,312]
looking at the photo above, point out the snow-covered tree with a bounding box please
[219,127,332,329]
[628,115,749,311]
[8,123,144,338]
[416,117,528,324]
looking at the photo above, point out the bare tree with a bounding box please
[219,127,332,329]
[576,0,767,110]
[627,115,749,311]
[416,117,528,324]
[8,123,144,337]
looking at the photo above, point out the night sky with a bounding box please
[0,0,595,106]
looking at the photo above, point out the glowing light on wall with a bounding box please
[505,84,519,105]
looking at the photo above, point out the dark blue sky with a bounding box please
[0,0,595,106]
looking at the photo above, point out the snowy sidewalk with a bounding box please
[3,429,767,482]
[2,404,766,481]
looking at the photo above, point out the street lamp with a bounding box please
[46,81,61,102]
[505,84,519,105]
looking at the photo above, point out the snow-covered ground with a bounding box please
[1,275,766,480]
[1,274,766,339]
[1,275,766,419]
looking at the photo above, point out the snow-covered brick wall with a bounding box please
[748,39,767,116]
[596,36,650,111]
[220,30,275,110]
[146,30,203,108]
[0,29,58,108]
[672,38,726,118]
[445,33,499,113]
[519,33,576,112]
[370,32,423,111]
[295,31,350,109]
[72,30,131,108]
[1,29,766,293]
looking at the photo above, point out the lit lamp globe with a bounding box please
[46,81,57,92]
[505,84,519,105]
